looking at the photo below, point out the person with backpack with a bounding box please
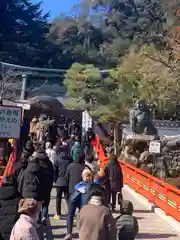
[70,136,83,161]
[116,200,139,240]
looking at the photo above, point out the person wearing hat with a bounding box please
[116,200,139,240]
[10,198,41,240]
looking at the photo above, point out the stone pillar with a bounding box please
[20,74,27,101]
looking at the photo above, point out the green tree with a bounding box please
[64,63,109,111]
[0,0,54,67]
[109,44,180,117]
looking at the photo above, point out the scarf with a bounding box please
[89,196,102,206]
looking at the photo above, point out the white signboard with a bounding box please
[17,103,31,110]
[149,141,161,153]
[0,105,22,139]
[82,110,92,134]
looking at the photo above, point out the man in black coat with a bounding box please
[54,146,72,219]
[34,142,54,225]
[14,140,35,179]
[18,157,41,201]
[0,176,20,240]
[66,152,85,196]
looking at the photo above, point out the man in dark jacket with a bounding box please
[14,140,35,179]
[66,152,85,195]
[54,146,71,219]
[18,156,41,200]
[35,142,54,225]
[104,155,123,211]
[0,176,20,240]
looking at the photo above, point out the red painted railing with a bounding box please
[0,146,16,186]
[93,135,180,222]
[120,161,180,221]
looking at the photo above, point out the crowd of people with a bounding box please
[0,115,139,240]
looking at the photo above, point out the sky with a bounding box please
[32,0,81,19]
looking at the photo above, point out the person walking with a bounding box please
[65,168,96,240]
[35,142,54,225]
[116,200,139,240]
[77,184,116,240]
[45,142,54,163]
[85,154,99,175]
[0,176,20,240]
[10,199,41,240]
[66,152,85,196]
[70,136,83,161]
[15,139,35,177]
[18,156,41,201]
[54,146,71,220]
[104,155,123,211]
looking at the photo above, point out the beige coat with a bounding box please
[29,118,38,134]
[77,200,116,240]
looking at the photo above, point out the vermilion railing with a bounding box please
[120,161,180,221]
[0,146,16,187]
[93,135,180,222]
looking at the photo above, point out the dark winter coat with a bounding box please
[37,152,54,200]
[66,161,85,195]
[18,158,41,201]
[66,137,75,153]
[104,160,123,192]
[0,186,19,240]
[54,150,71,187]
[14,150,31,179]
[69,123,81,136]
[116,214,139,240]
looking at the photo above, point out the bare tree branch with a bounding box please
[143,52,174,70]
[31,80,48,92]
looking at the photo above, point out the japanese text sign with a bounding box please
[149,141,161,154]
[0,105,22,139]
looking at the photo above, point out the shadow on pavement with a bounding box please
[133,210,151,213]
[137,233,178,239]
[52,233,78,239]
[136,217,145,220]
[37,219,54,240]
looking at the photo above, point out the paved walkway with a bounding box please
[38,187,180,240]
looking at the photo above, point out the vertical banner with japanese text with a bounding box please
[0,105,22,139]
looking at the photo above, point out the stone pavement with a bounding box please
[38,186,180,240]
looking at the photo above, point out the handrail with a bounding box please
[120,160,180,221]
[0,147,16,187]
[92,134,180,222]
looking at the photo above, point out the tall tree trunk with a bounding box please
[113,122,123,155]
